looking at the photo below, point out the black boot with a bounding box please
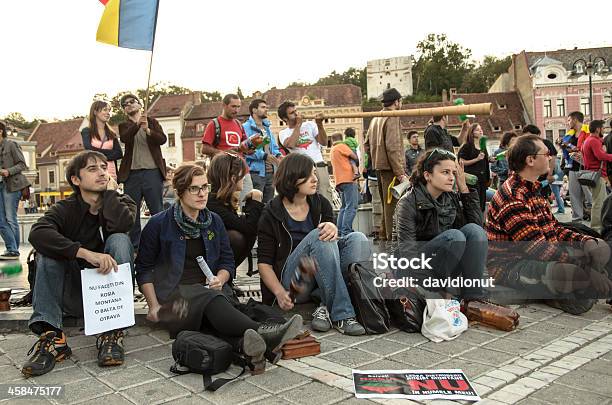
[256,314,303,363]
[241,329,266,375]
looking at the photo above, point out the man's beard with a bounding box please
[127,109,139,117]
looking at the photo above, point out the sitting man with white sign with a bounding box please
[22,151,136,377]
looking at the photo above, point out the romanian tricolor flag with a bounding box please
[96,0,160,51]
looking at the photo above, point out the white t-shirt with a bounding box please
[279,121,324,163]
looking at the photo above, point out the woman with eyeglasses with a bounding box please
[207,153,264,269]
[257,153,369,336]
[81,100,123,183]
[458,123,490,212]
[135,163,303,374]
[396,149,488,300]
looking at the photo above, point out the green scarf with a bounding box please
[173,203,212,239]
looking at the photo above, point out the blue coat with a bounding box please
[135,205,235,302]
[243,116,282,177]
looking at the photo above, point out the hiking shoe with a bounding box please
[333,318,366,336]
[0,251,19,260]
[311,305,332,332]
[257,314,303,359]
[21,331,71,377]
[96,330,125,367]
[242,329,266,375]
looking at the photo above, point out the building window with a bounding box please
[580,97,590,116]
[604,94,612,115]
[279,121,284,126]
[559,129,566,138]
[543,99,552,117]
[195,142,203,157]
[386,83,391,89]
[168,132,175,148]
[556,99,565,117]
[545,130,554,141]
[196,123,204,133]
[48,170,55,185]
[35,173,40,185]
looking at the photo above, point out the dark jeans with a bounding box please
[29,233,134,333]
[251,173,274,204]
[337,182,359,237]
[124,169,164,250]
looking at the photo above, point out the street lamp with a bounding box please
[572,55,608,119]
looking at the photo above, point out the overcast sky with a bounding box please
[1,0,611,121]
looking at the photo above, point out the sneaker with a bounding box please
[0,251,19,260]
[257,314,303,362]
[242,329,266,375]
[311,305,331,332]
[333,317,366,336]
[21,331,71,377]
[96,330,125,367]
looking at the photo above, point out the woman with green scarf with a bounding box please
[135,164,302,375]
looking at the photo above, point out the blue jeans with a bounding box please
[29,233,134,332]
[251,173,275,204]
[281,229,371,322]
[0,182,21,253]
[551,184,565,213]
[422,224,488,299]
[124,169,164,250]
[337,182,359,237]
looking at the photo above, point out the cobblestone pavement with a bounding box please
[0,301,611,405]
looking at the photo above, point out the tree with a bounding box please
[462,55,512,93]
[412,33,474,96]
[2,112,45,130]
[236,86,244,99]
[315,67,367,97]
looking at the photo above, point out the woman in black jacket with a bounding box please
[458,123,490,212]
[396,149,488,299]
[257,153,368,336]
[207,152,264,268]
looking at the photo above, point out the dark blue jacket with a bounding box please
[135,205,235,302]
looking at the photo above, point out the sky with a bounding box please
[1,0,611,121]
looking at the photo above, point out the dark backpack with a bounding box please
[344,263,391,334]
[170,330,246,391]
[212,118,246,147]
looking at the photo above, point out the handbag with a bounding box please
[421,299,468,343]
[577,162,603,188]
[345,263,391,334]
[385,287,426,333]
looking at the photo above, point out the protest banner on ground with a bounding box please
[81,263,135,335]
[352,369,480,401]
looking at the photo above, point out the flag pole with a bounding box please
[143,0,160,114]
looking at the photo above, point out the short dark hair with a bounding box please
[407,130,419,138]
[248,98,266,116]
[274,153,315,202]
[522,124,541,136]
[507,134,542,172]
[66,151,108,193]
[222,94,240,105]
[500,131,518,148]
[278,101,296,121]
[589,120,605,134]
[344,127,356,138]
[432,115,444,123]
[0,122,6,138]
[120,93,140,107]
[173,163,207,200]
[569,111,584,123]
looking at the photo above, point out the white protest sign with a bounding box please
[81,263,135,336]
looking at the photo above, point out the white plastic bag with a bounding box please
[421,299,468,343]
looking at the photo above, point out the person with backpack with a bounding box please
[201,94,256,204]
[136,163,303,375]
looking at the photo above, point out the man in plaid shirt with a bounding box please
[487,135,612,314]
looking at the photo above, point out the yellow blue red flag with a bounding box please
[96,0,159,51]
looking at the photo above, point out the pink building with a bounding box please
[490,47,612,142]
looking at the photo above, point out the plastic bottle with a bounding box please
[242,134,265,151]
[464,173,479,186]
[196,256,218,286]
[0,261,22,278]
[461,300,519,331]
[496,150,507,161]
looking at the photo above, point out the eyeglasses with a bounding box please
[531,151,551,157]
[424,148,456,164]
[187,184,211,195]
[121,99,138,108]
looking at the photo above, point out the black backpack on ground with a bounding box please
[170,330,247,391]
[344,263,391,334]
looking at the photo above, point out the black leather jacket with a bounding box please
[396,183,483,242]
